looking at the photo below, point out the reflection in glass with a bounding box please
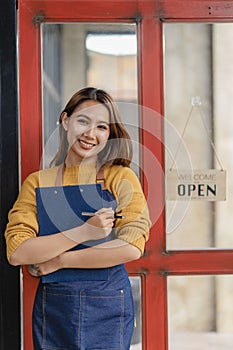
[42,24,62,156]
[41,23,138,172]
[86,33,137,56]
[164,23,233,249]
[168,275,233,350]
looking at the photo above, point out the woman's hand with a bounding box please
[27,208,116,276]
[28,255,63,277]
[84,207,115,240]
[61,207,115,244]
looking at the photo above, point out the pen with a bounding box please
[81,212,126,219]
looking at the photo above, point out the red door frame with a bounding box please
[19,1,233,349]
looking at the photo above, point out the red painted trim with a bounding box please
[128,249,233,275]
[160,1,233,21]
[163,250,233,275]
[20,0,142,21]
[19,2,42,180]
[139,16,165,253]
[144,274,168,350]
[138,14,167,350]
[22,267,39,350]
[20,0,233,22]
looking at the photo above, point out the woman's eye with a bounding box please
[98,124,108,130]
[77,118,88,125]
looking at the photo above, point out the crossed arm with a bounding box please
[7,167,150,275]
[10,207,141,276]
[32,239,140,276]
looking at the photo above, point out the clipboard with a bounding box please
[35,183,110,283]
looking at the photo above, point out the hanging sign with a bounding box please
[166,169,226,201]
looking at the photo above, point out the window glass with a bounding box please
[164,23,233,249]
[41,23,139,173]
[168,275,233,350]
[130,276,142,350]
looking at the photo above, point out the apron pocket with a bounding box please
[81,289,124,350]
[41,285,80,350]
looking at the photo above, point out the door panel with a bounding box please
[18,1,233,350]
[19,1,161,349]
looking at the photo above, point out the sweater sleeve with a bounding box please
[106,166,151,254]
[4,173,39,261]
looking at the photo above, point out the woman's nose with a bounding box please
[83,126,95,138]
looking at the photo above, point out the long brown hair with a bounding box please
[51,87,133,168]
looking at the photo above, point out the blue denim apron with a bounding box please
[32,167,135,350]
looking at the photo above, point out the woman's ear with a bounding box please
[61,112,68,131]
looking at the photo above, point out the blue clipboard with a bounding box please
[35,184,110,283]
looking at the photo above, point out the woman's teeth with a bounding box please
[79,140,95,148]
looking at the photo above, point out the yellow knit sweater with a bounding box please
[5,164,151,261]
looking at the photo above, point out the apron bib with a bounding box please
[32,165,134,350]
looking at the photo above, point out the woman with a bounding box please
[5,87,151,350]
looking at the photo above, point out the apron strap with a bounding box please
[55,163,106,188]
[55,164,64,186]
[96,167,106,189]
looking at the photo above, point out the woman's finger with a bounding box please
[96,207,114,216]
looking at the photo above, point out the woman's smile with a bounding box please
[78,138,96,149]
[62,100,110,166]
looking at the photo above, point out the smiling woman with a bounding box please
[5,87,151,350]
[51,87,133,169]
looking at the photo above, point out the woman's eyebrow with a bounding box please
[75,113,90,119]
[98,120,110,125]
[76,114,109,124]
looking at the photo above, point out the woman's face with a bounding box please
[62,100,110,166]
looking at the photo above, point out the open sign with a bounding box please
[166,169,226,201]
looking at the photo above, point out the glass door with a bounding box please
[18,1,162,349]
